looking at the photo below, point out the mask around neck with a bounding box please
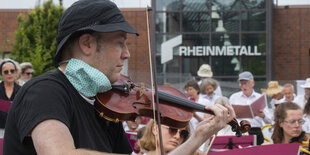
[64,58,112,97]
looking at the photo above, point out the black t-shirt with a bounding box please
[3,69,132,155]
[0,81,21,128]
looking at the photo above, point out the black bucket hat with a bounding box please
[55,0,139,63]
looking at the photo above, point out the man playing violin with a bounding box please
[3,0,235,154]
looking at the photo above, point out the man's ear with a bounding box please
[78,33,96,56]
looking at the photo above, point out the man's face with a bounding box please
[91,31,130,83]
[22,68,34,81]
[239,80,254,97]
[283,87,294,102]
[204,84,215,96]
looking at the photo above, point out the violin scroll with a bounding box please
[228,119,251,137]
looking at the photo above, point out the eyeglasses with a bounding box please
[162,125,189,140]
[283,119,305,126]
[24,72,33,76]
[3,69,16,75]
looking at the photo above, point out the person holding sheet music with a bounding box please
[229,71,272,145]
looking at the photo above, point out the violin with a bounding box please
[290,131,310,154]
[94,75,251,137]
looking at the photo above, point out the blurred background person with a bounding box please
[279,83,297,103]
[200,78,220,105]
[18,62,34,86]
[184,80,210,134]
[0,59,21,101]
[124,116,145,132]
[270,102,306,144]
[296,78,310,110]
[303,97,310,135]
[261,81,284,110]
[133,127,147,155]
[139,119,190,155]
[196,64,222,96]
[0,59,21,137]
[229,71,272,145]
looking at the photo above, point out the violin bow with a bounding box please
[205,134,217,155]
[146,6,165,155]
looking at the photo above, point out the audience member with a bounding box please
[18,62,34,86]
[200,78,220,105]
[0,59,21,101]
[269,102,306,144]
[184,80,210,134]
[0,59,21,137]
[296,78,310,110]
[139,119,190,155]
[124,116,145,132]
[229,71,272,145]
[133,127,147,155]
[3,0,235,154]
[279,83,298,103]
[261,81,283,110]
[197,64,222,96]
[303,97,310,134]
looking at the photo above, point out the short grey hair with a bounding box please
[20,62,33,74]
[283,83,294,92]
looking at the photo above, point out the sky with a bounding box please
[1,0,310,9]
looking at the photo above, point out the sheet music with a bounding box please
[232,94,267,119]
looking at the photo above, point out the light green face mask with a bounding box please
[64,58,112,97]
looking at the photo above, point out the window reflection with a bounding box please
[241,0,265,10]
[213,0,240,10]
[156,13,180,33]
[241,11,266,31]
[241,56,266,75]
[183,0,210,11]
[182,12,210,32]
[156,0,180,11]
[242,34,266,53]
[211,11,239,32]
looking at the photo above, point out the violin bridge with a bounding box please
[137,83,145,98]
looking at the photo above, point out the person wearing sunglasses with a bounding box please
[17,62,34,86]
[0,59,21,136]
[264,102,308,145]
[139,119,190,155]
[0,59,21,101]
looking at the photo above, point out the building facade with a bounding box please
[154,0,273,96]
[1,1,310,96]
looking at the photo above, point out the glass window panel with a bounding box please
[241,56,266,75]
[156,0,180,11]
[212,0,240,10]
[156,13,180,33]
[212,34,239,46]
[183,0,211,11]
[212,11,239,32]
[156,34,179,55]
[241,0,266,10]
[182,12,210,32]
[182,56,210,76]
[241,34,266,54]
[241,11,266,31]
[182,34,210,46]
[211,56,240,76]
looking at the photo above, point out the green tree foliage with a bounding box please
[9,0,64,76]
